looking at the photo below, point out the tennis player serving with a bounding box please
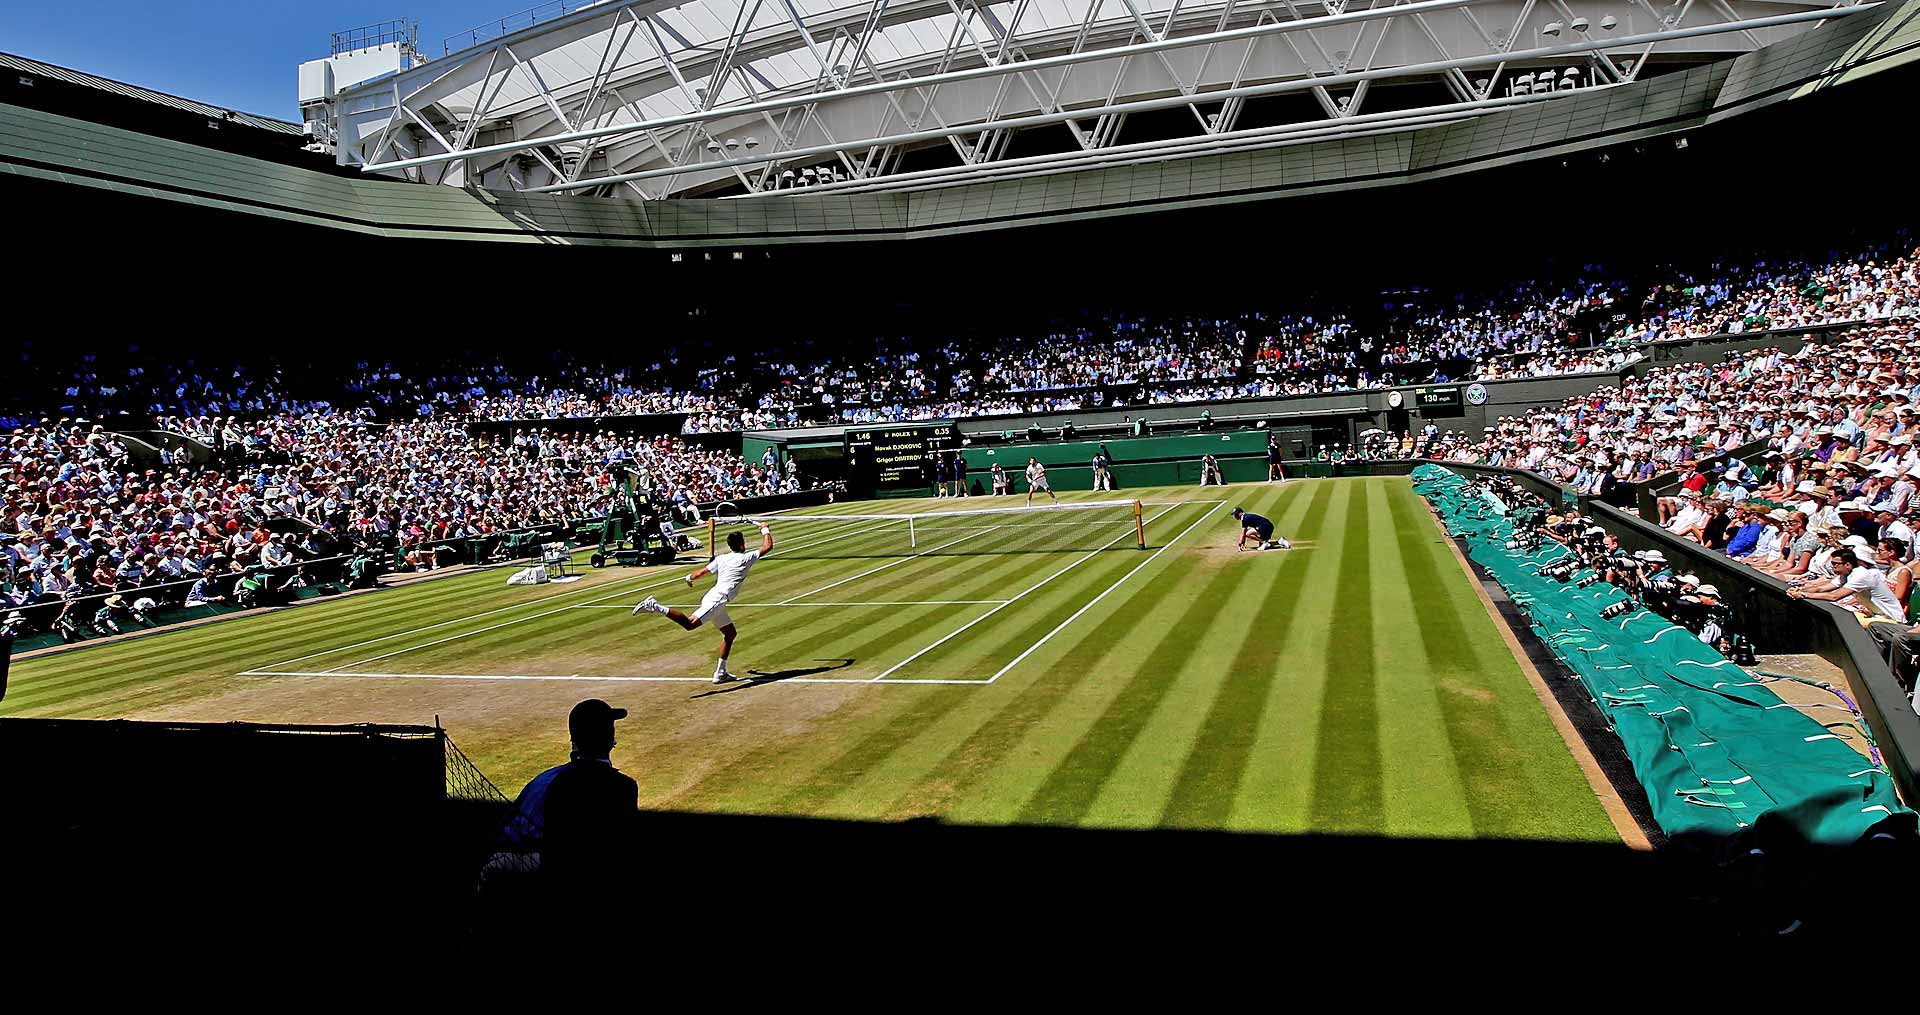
[632,521,773,683]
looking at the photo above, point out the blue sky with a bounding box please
[1,2,511,120]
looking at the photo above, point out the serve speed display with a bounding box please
[1411,386,1464,416]
[844,423,959,490]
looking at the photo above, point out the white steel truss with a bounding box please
[329,0,1874,198]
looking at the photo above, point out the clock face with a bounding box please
[1387,391,1404,409]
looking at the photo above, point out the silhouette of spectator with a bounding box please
[540,698,640,912]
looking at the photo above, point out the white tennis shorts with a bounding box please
[1030,477,1051,491]
[693,589,734,628]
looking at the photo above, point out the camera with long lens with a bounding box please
[1576,574,1602,589]
[1599,600,1633,620]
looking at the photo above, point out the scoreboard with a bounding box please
[844,423,959,493]
[1411,386,1464,417]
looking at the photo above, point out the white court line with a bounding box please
[246,569,692,674]
[568,600,1012,608]
[242,496,1224,685]
[985,505,1220,684]
[866,501,1190,682]
[246,669,989,686]
[773,527,999,604]
[242,515,902,675]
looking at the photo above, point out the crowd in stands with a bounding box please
[6,235,1914,436]
[1,408,803,638]
[6,233,1917,643]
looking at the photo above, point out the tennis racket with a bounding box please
[713,501,757,527]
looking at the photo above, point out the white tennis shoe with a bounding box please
[632,596,663,616]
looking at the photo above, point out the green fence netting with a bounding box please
[1412,464,1913,851]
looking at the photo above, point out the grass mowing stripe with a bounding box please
[894,490,1301,821]
[870,552,1214,819]
[1008,561,1261,825]
[740,552,1163,809]
[1010,494,1321,825]
[387,522,1085,676]
[1306,480,1385,834]
[1156,483,1341,828]
[704,504,1216,811]
[0,601,475,709]
[1366,480,1474,838]
[633,526,1115,678]
[1382,482,1618,840]
[675,533,1183,809]
[872,522,1193,681]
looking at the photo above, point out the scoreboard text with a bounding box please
[844,423,959,490]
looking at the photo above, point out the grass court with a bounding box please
[0,477,1625,843]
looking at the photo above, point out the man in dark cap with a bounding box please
[540,699,640,906]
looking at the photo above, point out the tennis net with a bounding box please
[707,499,1147,560]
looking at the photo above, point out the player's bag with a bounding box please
[506,565,551,586]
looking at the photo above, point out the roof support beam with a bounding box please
[516,5,1871,193]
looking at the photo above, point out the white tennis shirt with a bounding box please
[711,549,762,601]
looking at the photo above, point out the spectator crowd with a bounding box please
[7,234,1913,436]
[6,232,1917,665]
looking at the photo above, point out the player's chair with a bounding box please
[541,541,573,579]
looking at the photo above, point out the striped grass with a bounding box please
[0,480,1619,843]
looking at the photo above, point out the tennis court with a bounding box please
[1,478,1626,840]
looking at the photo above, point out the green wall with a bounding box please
[962,429,1271,493]
[742,436,782,470]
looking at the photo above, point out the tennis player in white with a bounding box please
[632,522,773,683]
[1025,457,1058,506]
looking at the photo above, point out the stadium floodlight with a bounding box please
[1542,21,1564,37]
[1601,14,1618,29]
[724,138,741,151]
[1571,16,1590,31]
[744,136,761,149]
[705,140,722,153]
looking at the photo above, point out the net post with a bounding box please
[707,516,716,561]
[909,517,917,548]
[1134,500,1145,549]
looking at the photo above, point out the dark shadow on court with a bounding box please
[7,716,1918,959]
[687,658,855,697]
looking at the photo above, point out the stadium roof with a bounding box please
[0,51,303,136]
[324,0,1867,199]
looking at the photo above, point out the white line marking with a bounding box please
[247,515,901,673]
[247,570,691,673]
[867,502,1188,682]
[567,600,1012,608]
[246,669,989,686]
[984,504,1215,684]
